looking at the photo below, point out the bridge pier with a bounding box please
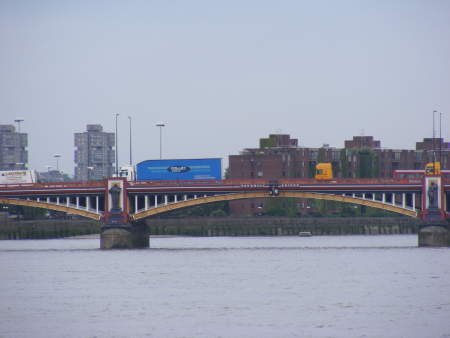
[418,224,450,247]
[100,222,149,249]
[418,175,450,247]
[100,178,149,249]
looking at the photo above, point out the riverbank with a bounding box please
[145,216,420,236]
[0,216,421,239]
[0,219,100,240]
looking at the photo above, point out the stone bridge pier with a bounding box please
[100,179,149,249]
[418,175,450,247]
[100,222,149,249]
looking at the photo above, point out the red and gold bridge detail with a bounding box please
[1,176,449,222]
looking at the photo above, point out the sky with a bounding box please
[1,0,450,175]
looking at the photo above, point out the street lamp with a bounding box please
[53,154,61,172]
[433,110,436,164]
[439,111,443,165]
[14,119,24,133]
[115,113,119,177]
[156,122,165,159]
[128,116,132,165]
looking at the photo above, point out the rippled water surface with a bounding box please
[1,235,450,338]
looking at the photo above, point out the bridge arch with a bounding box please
[0,197,101,221]
[132,191,418,220]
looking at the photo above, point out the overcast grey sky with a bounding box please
[1,0,449,175]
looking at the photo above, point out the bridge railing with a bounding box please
[128,179,269,187]
[38,199,103,215]
[127,177,424,188]
[1,177,428,191]
[278,178,423,185]
[0,180,106,190]
[129,192,233,215]
[339,192,419,211]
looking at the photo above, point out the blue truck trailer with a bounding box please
[136,158,222,181]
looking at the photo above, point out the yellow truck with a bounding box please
[425,162,440,176]
[315,163,333,180]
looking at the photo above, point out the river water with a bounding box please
[1,235,449,338]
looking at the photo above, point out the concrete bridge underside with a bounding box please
[132,191,418,220]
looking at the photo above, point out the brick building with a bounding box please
[228,134,450,216]
[344,136,380,149]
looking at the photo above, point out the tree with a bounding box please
[161,201,230,218]
[224,167,230,179]
[0,204,47,220]
[358,149,374,178]
[318,147,326,162]
[265,198,298,217]
[340,149,350,178]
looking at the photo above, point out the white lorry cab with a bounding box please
[0,170,37,184]
[118,166,136,181]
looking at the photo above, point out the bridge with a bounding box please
[1,175,449,248]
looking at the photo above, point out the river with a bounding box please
[1,235,449,338]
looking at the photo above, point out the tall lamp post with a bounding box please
[439,111,443,165]
[432,110,436,173]
[14,119,24,133]
[54,154,61,172]
[128,116,132,165]
[156,123,165,159]
[115,113,119,177]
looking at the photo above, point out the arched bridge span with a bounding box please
[132,191,418,220]
[2,176,448,249]
[0,197,101,221]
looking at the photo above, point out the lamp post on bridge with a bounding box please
[128,116,133,166]
[115,113,120,177]
[156,122,165,159]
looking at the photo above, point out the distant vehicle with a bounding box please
[136,158,222,181]
[425,162,440,176]
[315,163,333,180]
[118,166,136,181]
[393,162,450,179]
[0,170,37,184]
